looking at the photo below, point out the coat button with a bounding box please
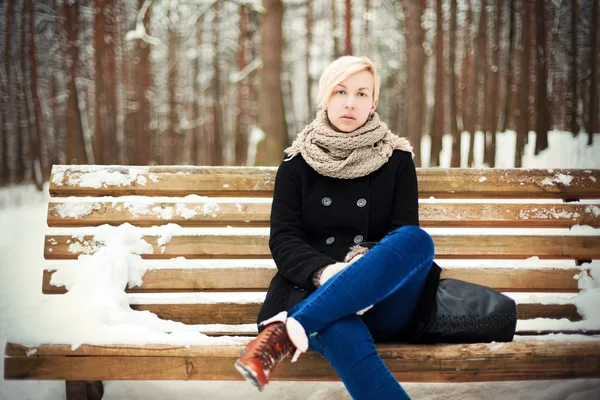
[326,236,335,245]
[353,235,364,244]
[321,197,332,206]
[356,198,367,207]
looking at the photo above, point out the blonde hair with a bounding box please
[316,56,380,110]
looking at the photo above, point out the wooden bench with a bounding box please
[5,165,600,399]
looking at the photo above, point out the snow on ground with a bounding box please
[2,131,600,399]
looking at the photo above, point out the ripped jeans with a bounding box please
[288,225,435,400]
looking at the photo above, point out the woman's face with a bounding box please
[325,70,377,132]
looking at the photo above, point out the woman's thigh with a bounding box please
[361,260,432,342]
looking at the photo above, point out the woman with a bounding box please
[235,56,441,400]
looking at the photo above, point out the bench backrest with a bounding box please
[44,166,600,336]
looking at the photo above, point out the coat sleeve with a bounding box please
[387,151,420,231]
[269,158,338,289]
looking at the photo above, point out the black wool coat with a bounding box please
[257,150,441,341]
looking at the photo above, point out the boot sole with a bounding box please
[234,360,264,392]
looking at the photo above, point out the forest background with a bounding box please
[1,0,599,191]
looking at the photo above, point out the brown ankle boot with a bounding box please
[234,321,296,391]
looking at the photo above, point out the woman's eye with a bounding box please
[336,90,345,95]
[358,93,366,97]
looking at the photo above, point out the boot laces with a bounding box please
[254,323,295,370]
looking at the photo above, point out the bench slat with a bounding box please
[49,166,600,199]
[118,329,600,337]
[6,341,600,381]
[126,303,581,325]
[42,267,581,294]
[44,234,600,260]
[47,202,600,228]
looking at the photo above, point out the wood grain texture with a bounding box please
[49,166,600,199]
[42,267,582,294]
[44,234,600,260]
[47,201,600,228]
[6,341,600,381]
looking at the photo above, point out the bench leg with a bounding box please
[65,381,104,400]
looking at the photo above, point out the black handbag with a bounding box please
[417,278,518,344]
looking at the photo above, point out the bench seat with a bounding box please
[5,166,600,397]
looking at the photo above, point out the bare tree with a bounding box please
[535,0,550,153]
[211,2,223,165]
[448,0,460,167]
[344,0,352,55]
[568,0,579,135]
[17,0,29,182]
[331,0,340,59]
[362,0,371,55]
[235,5,253,165]
[402,0,427,167]
[3,0,17,183]
[484,0,501,167]
[462,1,477,166]
[500,0,516,133]
[27,0,48,186]
[515,0,531,167]
[255,0,287,165]
[430,0,444,167]
[134,0,153,165]
[62,0,87,164]
[164,7,178,164]
[192,14,205,165]
[306,0,313,118]
[587,0,598,142]
[94,0,118,165]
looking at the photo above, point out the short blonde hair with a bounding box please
[316,56,380,110]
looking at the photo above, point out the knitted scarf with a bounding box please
[284,110,413,179]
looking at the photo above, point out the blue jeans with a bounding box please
[288,226,435,400]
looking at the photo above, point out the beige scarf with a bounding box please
[284,110,413,179]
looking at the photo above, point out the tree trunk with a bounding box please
[402,0,427,167]
[535,0,550,154]
[362,0,371,55]
[1,0,12,184]
[501,0,516,133]
[515,0,531,168]
[569,0,579,136]
[120,1,135,165]
[135,0,152,165]
[17,0,30,182]
[306,0,313,119]
[430,0,444,167]
[476,1,488,134]
[165,9,179,164]
[63,0,87,164]
[331,0,340,59]
[94,0,117,165]
[448,0,460,167]
[212,2,223,165]
[463,2,477,166]
[484,0,500,167]
[587,0,598,142]
[344,0,352,55]
[50,68,60,167]
[235,6,252,165]
[27,0,47,187]
[193,15,204,165]
[256,0,287,165]
[51,0,63,166]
